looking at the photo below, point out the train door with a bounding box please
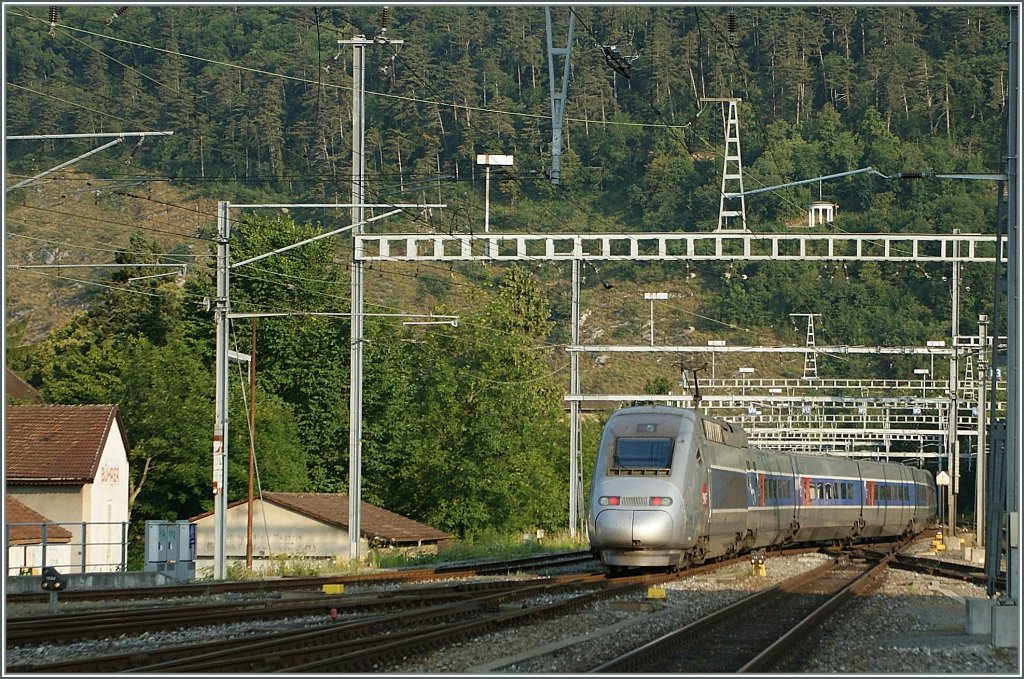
[874,464,899,536]
[894,465,914,534]
[748,450,788,547]
[911,467,937,528]
[857,460,889,538]
[706,444,749,556]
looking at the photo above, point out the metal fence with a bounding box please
[5,521,128,575]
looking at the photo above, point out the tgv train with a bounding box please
[587,406,938,569]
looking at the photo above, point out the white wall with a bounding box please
[6,544,73,576]
[82,427,130,572]
[192,499,367,573]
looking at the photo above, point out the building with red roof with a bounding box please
[5,404,130,573]
[5,496,73,574]
[190,492,452,571]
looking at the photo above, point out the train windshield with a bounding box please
[613,437,673,470]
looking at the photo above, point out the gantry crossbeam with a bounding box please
[567,392,998,455]
[355,231,1002,262]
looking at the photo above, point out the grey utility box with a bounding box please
[144,520,196,581]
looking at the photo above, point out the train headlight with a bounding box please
[599,496,620,506]
[650,497,673,506]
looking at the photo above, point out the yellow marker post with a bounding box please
[322,584,345,595]
[646,587,667,600]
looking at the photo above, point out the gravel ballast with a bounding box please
[384,542,1020,674]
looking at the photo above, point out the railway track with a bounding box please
[4,549,599,605]
[588,553,890,673]
[5,577,538,646]
[855,547,1006,589]
[5,552,772,674]
[10,543,995,674]
[6,551,601,647]
[8,570,655,673]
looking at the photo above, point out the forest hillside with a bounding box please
[3,5,1009,543]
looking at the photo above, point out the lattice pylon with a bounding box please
[791,313,821,379]
[705,98,747,232]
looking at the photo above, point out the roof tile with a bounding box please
[192,492,452,544]
[5,496,72,543]
[6,368,41,403]
[5,405,122,484]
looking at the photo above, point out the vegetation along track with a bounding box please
[589,553,890,673]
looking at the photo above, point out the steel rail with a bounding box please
[587,554,893,673]
[738,558,890,672]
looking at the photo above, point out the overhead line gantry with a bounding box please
[355,228,1002,538]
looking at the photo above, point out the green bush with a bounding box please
[369,530,589,569]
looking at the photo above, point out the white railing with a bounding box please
[5,521,128,576]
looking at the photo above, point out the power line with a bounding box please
[5,228,210,260]
[13,202,215,242]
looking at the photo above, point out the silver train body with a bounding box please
[587,406,938,569]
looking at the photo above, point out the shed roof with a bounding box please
[5,404,126,484]
[6,368,41,403]
[192,492,452,544]
[5,497,72,544]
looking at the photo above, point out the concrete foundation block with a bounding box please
[944,536,962,551]
[992,604,1020,648]
[962,547,985,565]
[966,597,995,634]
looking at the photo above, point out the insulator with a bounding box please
[727,11,737,33]
[107,6,128,25]
[380,6,389,30]
[49,6,58,25]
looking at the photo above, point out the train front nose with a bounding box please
[592,508,674,548]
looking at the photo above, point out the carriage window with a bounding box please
[613,438,673,470]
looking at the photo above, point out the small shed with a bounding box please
[190,492,452,571]
[5,404,131,573]
[5,496,73,575]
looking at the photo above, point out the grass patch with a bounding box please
[369,530,590,569]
